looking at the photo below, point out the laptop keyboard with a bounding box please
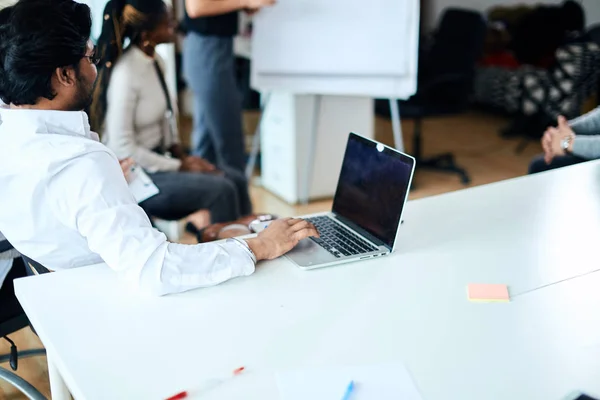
[306,216,378,258]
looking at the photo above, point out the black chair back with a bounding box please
[0,256,30,360]
[587,24,600,46]
[420,8,487,106]
[0,239,13,253]
[0,238,51,276]
[0,254,48,399]
[587,24,600,100]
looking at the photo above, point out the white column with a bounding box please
[260,93,374,204]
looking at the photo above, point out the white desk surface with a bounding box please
[15,161,600,400]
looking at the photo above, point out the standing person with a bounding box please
[183,0,275,173]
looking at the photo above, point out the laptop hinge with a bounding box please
[332,214,392,251]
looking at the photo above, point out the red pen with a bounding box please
[233,366,245,375]
[165,391,187,400]
[164,367,245,400]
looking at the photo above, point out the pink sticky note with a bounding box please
[467,284,510,302]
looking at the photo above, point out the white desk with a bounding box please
[15,161,600,400]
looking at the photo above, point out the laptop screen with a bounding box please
[332,133,414,249]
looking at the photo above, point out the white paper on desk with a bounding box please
[276,362,422,400]
[127,165,159,203]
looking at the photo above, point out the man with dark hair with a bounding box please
[0,2,27,322]
[0,0,318,296]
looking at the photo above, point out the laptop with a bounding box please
[286,132,415,270]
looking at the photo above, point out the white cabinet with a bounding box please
[260,93,374,204]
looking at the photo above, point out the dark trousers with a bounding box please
[183,33,246,173]
[0,257,26,322]
[140,166,252,224]
[528,154,589,174]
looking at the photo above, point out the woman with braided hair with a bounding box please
[91,0,257,239]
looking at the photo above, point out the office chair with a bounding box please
[510,34,600,153]
[21,256,51,276]
[588,24,600,46]
[376,8,487,184]
[587,24,600,100]
[0,241,47,400]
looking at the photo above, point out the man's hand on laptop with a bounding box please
[246,218,319,261]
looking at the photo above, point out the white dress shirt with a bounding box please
[102,47,182,173]
[0,107,255,296]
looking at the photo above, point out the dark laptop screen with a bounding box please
[332,133,414,249]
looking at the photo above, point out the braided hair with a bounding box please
[90,0,167,132]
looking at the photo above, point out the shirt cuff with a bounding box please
[220,240,256,277]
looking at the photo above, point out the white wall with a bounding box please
[0,0,16,8]
[425,0,600,30]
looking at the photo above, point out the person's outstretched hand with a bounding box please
[244,0,276,11]
[542,128,554,165]
[543,115,576,165]
[245,218,319,261]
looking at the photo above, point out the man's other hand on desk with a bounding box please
[246,218,319,261]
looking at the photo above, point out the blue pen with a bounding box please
[341,380,355,400]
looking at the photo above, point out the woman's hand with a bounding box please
[180,156,217,173]
[542,116,576,165]
[119,158,135,182]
